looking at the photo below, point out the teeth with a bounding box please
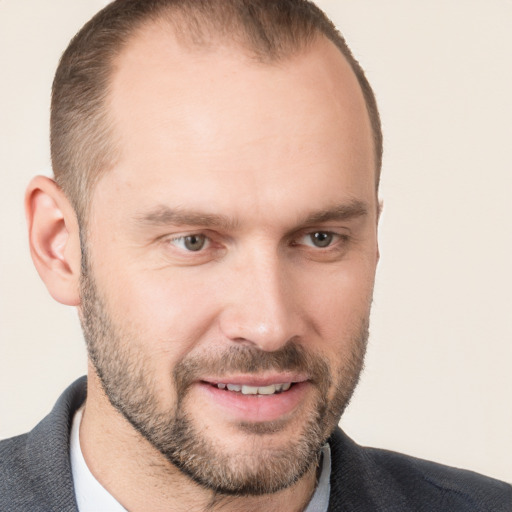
[216,383,292,395]
[241,385,259,395]
[256,384,276,395]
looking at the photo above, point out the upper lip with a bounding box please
[200,373,309,387]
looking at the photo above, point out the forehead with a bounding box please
[96,23,376,222]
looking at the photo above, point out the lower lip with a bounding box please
[196,381,310,423]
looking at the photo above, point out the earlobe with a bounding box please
[25,176,82,306]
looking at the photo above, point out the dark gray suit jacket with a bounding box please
[1,378,511,511]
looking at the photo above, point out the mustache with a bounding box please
[173,342,331,397]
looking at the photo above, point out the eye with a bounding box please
[308,232,334,248]
[290,229,351,261]
[169,234,209,252]
[296,231,340,249]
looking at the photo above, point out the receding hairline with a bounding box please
[51,0,382,224]
[106,16,377,168]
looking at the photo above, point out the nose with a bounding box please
[218,247,304,352]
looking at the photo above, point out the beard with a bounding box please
[79,256,369,496]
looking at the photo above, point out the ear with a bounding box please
[25,176,82,306]
[377,199,384,221]
[376,199,383,263]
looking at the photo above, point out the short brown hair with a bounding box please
[51,0,382,222]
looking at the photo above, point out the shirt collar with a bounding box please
[70,407,128,512]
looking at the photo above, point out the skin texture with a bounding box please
[26,24,379,512]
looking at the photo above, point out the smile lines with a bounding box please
[212,382,293,395]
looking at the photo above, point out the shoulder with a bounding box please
[328,428,512,512]
[0,432,36,505]
[0,377,87,512]
[365,445,511,510]
[0,431,31,483]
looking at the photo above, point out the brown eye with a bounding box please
[183,235,207,251]
[310,232,333,248]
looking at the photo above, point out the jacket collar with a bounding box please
[26,376,87,511]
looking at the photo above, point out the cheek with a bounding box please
[96,264,222,365]
[299,260,375,336]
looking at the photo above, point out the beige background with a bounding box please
[0,0,510,483]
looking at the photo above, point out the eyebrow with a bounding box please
[135,206,239,231]
[135,199,369,231]
[299,200,369,225]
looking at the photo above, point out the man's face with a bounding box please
[80,27,378,495]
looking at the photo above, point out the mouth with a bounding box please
[207,382,293,395]
[195,376,310,423]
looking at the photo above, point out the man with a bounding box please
[0,0,510,510]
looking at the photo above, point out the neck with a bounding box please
[79,375,319,512]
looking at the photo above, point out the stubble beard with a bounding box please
[79,257,369,496]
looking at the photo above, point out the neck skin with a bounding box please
[79,368,319,512]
